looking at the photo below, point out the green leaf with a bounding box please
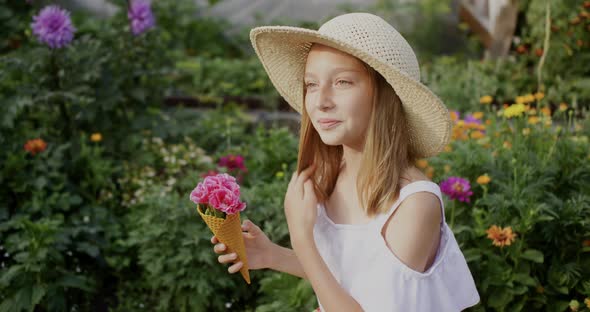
[0,265,22,286]
[30,285,46,309]
[521,249,544,263]
[463,248,482,263]
[488,287,514,308]
[513,273,536,287]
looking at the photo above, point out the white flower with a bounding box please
[83,216,90,223]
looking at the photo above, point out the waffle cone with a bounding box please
[197,204,251,284]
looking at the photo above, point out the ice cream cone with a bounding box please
[197,204,251,284]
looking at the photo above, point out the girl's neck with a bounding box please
[340,145,363,180]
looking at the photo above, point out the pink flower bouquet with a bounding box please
[190,173,250,284]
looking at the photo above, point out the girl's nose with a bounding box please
[316,87,335,110]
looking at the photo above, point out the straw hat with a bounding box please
[250,12,452,158]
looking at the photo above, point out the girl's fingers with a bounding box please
[303,179,315,198]
[211,235,218,244]
[218,252,237,264]
[214,243,226,254]
[228,261,243,274]
[296,163,317,186]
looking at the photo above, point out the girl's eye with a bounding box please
[305,82,317,89]
[337,80,352,85]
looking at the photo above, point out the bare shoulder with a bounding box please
[382,166,442,273]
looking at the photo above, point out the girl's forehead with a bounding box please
[305,44,366,75]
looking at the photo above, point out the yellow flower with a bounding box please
[584,298,590,309]
[275,171,284,178]
[450,111,460,122]
[541,107,551,117]
[90,133,102,142]
[416,159,429,169]
[476,174,491,185]
[524,129,534,137]
[444,145,453,152]
[503,103,526,118]
[503,141,512,149]
[472,112,484,119]
[444,165,451,173]
[486,225,517,247]
[559,102,568,112]
[528,116,540,125]
[515,96,525,104]
[456,120,465,127]
[534,92,545,100]
[528,108,537,115]
[479,95,493,104]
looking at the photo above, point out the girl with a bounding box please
[211,12,480,311]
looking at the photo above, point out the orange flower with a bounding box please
[90,133,102,142]
[583,239,590,247]
[472,112,484,119]
[528,116,540,125]
[559,103,568,112]
[450,111,460,122]
[24,138,47,156]
[485,119,492,126]
[479,95,493,105]
[476,174,491,185]
[470,131,485,140]
[585,298,590,309]
[534,92,545,100]
[486,225,517,247]
[416,159,428,169]
[541,107,551,117]
[425,166,434,179]
[503,141,512,149]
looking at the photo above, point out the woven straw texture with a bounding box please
[197,205,251,284]
[250,12,452,158]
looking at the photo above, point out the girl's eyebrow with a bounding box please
[304,67,362,79]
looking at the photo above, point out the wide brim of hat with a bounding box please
[250,26,452,158]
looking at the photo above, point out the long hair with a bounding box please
[297,54,419,217]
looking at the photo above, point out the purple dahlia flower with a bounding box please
[127,0,156,36]
[31,5,76,49]
[440,176,474,203]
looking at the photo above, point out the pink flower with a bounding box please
[189,173,246,215]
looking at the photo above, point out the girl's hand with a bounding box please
[284,163,318,241]
[211,220,273,274]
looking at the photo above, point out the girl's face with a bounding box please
[304,44,374,150]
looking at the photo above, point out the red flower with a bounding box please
[201,170,219,178]
[24,138,47,155]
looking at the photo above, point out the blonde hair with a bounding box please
[297,53,418,217]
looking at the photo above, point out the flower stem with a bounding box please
[450,201,456,229]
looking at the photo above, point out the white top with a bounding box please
[312,180,480,312]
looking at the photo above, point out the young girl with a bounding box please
[211,12,480,311]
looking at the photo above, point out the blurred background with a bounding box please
[1,0,589,311]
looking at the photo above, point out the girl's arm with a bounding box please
[267,243,308,280]
[292,235,364,312]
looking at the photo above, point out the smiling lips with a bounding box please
[318,119,342,130]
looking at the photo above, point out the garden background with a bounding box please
[1,0,589,311]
